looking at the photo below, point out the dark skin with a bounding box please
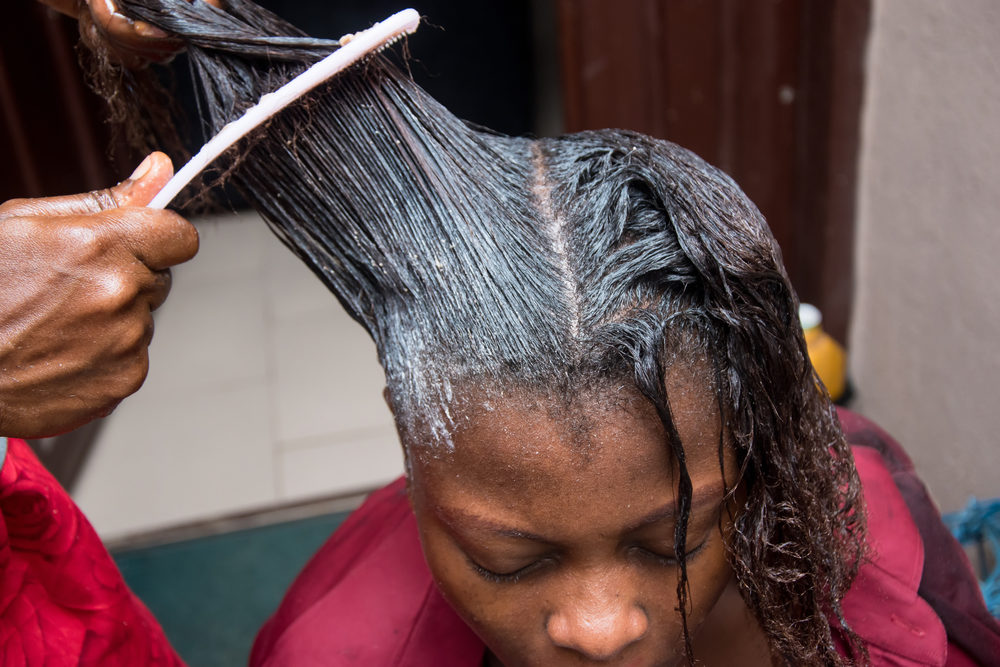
[404,372,774,667]
[37,0,222,68]
[0,4,204,438]
[0,152,199,437]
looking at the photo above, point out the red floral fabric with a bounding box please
[0,438,183,666]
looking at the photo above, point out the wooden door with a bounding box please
[556,0,870,343]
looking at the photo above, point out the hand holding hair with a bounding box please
[0,152,199,438]
[37,0,221,68]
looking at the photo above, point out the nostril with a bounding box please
[547,605,648,660]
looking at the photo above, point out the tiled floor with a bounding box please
[71,210,404,540]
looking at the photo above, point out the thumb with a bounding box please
[109,152,175,207]
[0,153,174,219]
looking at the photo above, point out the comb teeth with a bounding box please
[341,30,409,57]
[149,8,421,210]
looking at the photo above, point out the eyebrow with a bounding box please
[435,484,724,544]
[621,486,723,534]
[435,506,553,543]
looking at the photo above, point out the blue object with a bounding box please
[944,497,1000,618]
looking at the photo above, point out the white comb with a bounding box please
[148,8,420,209]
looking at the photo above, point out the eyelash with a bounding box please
[468,540,709,585]
[468,558,544,584]
[632,539,709,567]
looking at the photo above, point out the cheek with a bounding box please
[682,539,736,633]
[416,520,554,660]
[417,520,533,636]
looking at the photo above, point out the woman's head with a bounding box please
[98,1,865,662]
[382,128,865,664]
[408,362,745,666]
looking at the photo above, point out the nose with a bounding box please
[546,590,649,660]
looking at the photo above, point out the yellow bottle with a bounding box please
[799,303,847,403]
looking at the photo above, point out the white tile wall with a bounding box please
[272,308,395,444]
[71,211,405,541]
[279,427,403,503]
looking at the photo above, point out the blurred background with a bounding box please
[2,0,999,662]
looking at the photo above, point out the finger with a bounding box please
[88,0,171,43]
[0,188,117,219]
[105,23,185,66]
[110,152,175,207]
[0,153,173,219]
[96,207,199,270]
[145,269,173,311]
[86,0,183,66]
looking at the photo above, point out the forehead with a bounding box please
[410,373,724,504]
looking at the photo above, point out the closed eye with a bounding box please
[467,556,552,584]
[628,539,709,567]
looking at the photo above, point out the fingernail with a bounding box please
[130,154,154,181]
[110,11,135,27]
[134,20,169,39]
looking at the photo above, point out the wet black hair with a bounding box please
[87,1,866,662]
